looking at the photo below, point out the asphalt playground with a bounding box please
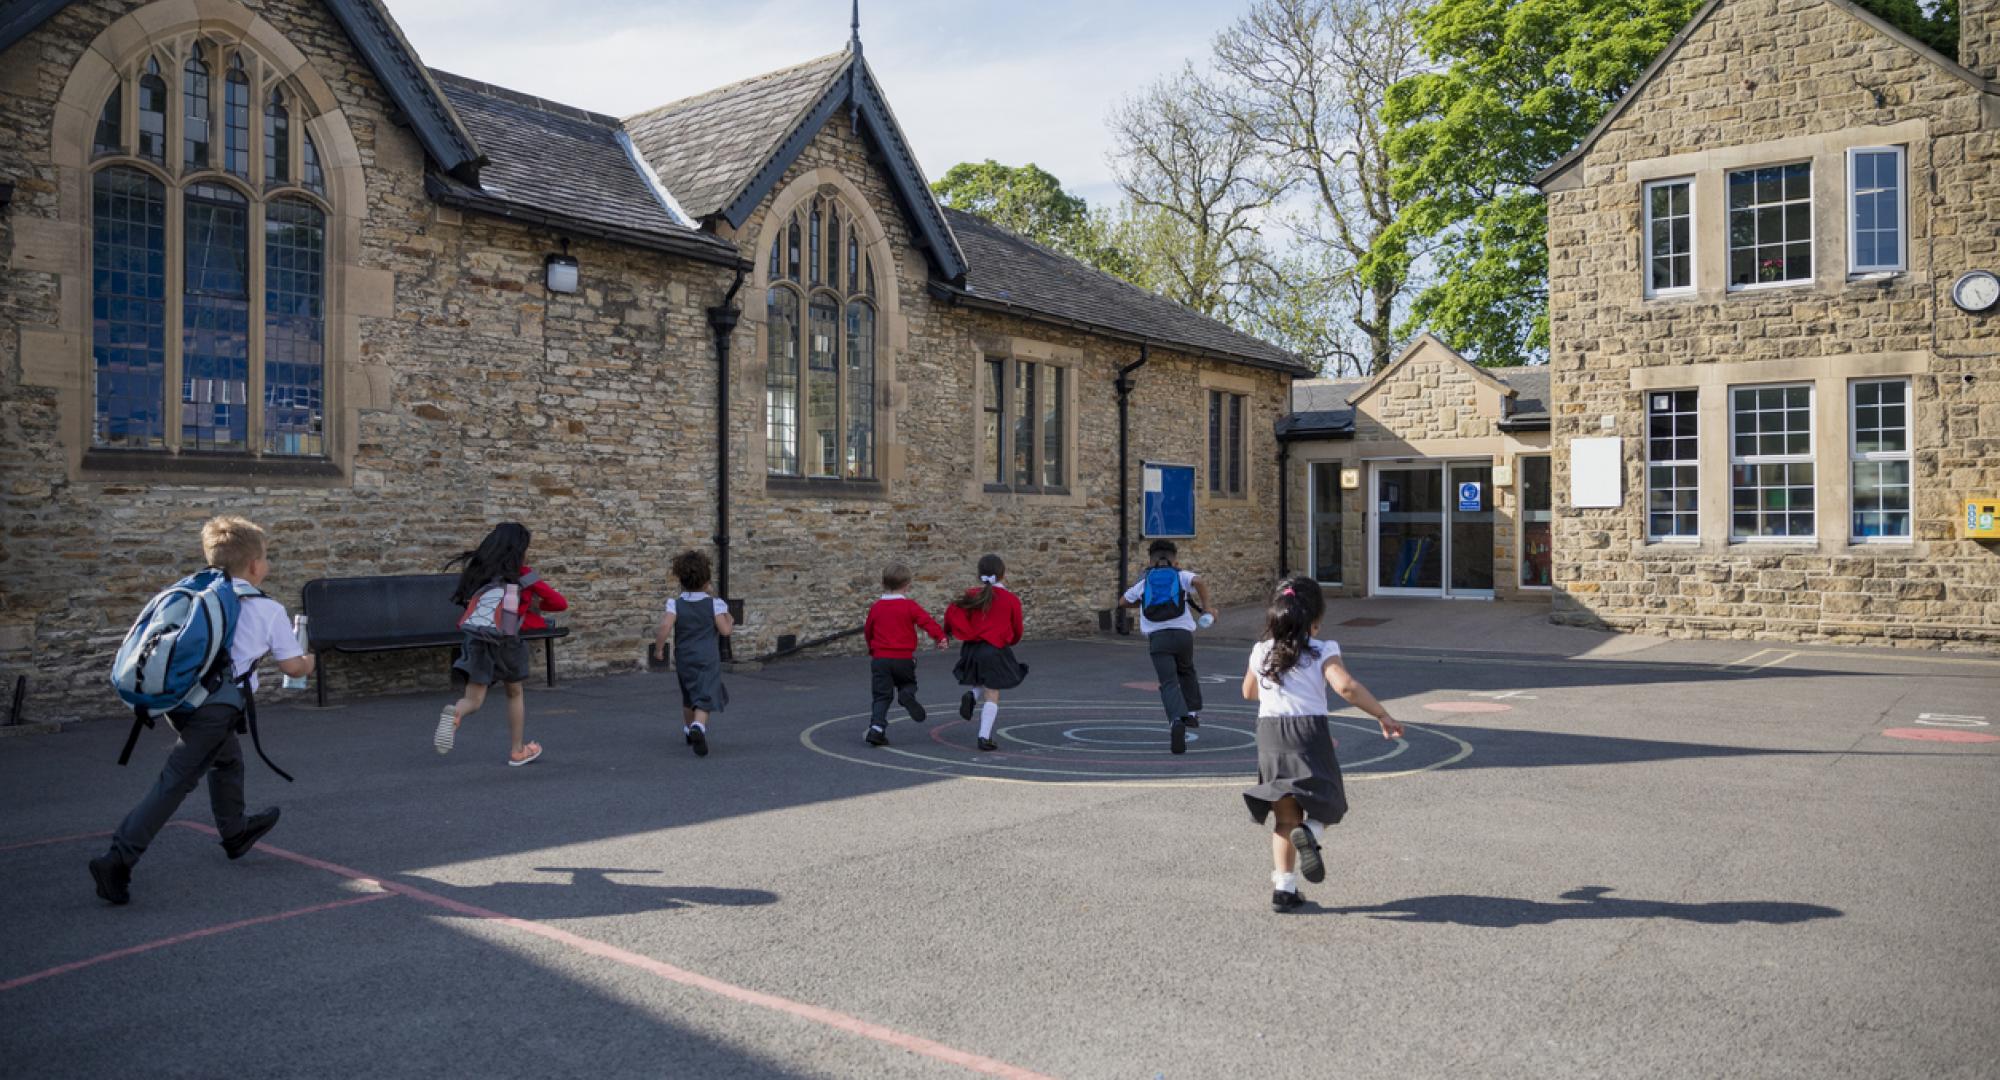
[3,614,1997,1078]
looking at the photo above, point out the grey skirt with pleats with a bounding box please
[1242,714,1348,825]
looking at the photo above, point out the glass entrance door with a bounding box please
[1374,465,1444,593]
[1371,460,1494,597]
[1310,462,1343,585]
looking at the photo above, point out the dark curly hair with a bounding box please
[671,550,712,592]
[1259,575,1326,681]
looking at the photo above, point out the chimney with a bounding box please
[1965,0,1999,82]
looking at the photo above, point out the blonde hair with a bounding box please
[881,562,912,591]
[201,515,267,576]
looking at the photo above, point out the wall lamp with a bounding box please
[545,238,578,294]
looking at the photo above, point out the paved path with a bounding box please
[2,626,1996,1078]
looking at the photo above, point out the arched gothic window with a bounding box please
[765,193,880,479]
[88,36,329,456]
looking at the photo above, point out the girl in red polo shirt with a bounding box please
[944,553,1029,752]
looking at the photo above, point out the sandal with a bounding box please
[508,741,543,767]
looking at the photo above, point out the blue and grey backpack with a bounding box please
[110,568,291,779]
[1141,565,1188,623]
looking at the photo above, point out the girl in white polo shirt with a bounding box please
[1241,575,1403,913]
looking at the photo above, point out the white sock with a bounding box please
[977,701,999,740]
[1304,818,1325,845]
[1272,871,1298,893]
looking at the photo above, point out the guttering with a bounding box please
[708,265,747,656]
[927,281,1309,377]
[1115,344,1149,636]
[424,176,747,269]
[1277,438,1291,578]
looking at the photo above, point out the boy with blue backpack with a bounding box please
[92,516,312,906]
[1120,539,1213,755]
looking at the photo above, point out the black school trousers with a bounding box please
[1148,628,1203,723]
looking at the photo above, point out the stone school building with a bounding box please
[0,0,1306,716]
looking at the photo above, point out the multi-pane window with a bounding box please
[1848,147,1904,274]
[1208,390,1246,496]
[1728,162,1812,288]
[1851,379,1912,541]
[1643,179,1693,295]
[765,194,877,479]
[88,37,330,459]
[984,357,1068,493]
[1730,384,1815,539]
[1520,455,1553,586]
[1647,389,1699,540]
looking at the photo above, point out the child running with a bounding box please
[1120,538,1213,755]
[652,550,734,758]
[1241,576,1402,913]
[944,553,1028,752]
[435,522,564,766]
[91,516,311,905]
[862,562,947,746]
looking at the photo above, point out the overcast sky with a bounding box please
[395,0,1244,207]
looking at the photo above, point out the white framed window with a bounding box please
[1643,178,1694,296]
[1727,162,1813,289]
[1730,384,1815,540]
[1847,146,1905,274]
[1208,390,1246,497]
[1850,378,1912,542]
[1646,389,1699,541]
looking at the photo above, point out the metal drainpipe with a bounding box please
[707,266,746,653]
[1115,344,1149,635]
[1277,437,1291,580]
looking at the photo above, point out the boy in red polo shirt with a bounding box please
[862,563,946,746]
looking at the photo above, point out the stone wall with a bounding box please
[0,0,1294,721]
[1543,0,2000,646]
[1962,0,1998,82]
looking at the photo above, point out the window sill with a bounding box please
[1643,288,1698,301]
[765,474,886,500]
[82,449,344,484]
[983,483,1071,497]
[1726,280,1815,294]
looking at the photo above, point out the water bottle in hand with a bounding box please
[1197,612,1215,630]
[282,615,310,690]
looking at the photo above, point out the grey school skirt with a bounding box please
[1242,714,1349,826]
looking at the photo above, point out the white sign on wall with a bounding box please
[1570,437,1623,508]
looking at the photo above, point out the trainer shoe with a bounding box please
[1183,714,1200,729]
[222,807,282,860]
[976,737,997,752]
[959,691,976,721]
[89,855,131,906]
[1289,826,1326,884]
[434,705,458,755]
[1271,889,1305,913]
[1170,718,1187,755]
[866,725,889,747]
[689,725,709,758]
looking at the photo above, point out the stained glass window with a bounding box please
[765,196,878,480]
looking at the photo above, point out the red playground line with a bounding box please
[162,821,1056,1079]
[0,830,112,854]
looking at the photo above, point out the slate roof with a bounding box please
[625,52,851,224]
[936,207,1308,373]
[427,72,740,266]
[1489,366,1550,425]
[1277,364,1549,441]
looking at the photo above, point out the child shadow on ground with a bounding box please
[1324,885,1840,927]
[412,866,778,921]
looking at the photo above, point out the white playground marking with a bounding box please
[1915,713,1990,728]
[797,702,1470,788]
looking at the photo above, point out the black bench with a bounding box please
[299,574,568,706]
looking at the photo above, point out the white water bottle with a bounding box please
[1197,612,1215,629]
[282,615,310,690]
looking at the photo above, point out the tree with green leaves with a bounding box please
[931,161,1136,278]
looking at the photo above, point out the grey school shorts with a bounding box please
[454,634,531,686]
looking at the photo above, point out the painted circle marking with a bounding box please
[1881,727,2000,744]
[1425,701,1514,714]
[798,701,1472,787]
[1121,680,1160,691]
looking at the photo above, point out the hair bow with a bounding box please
[1280,587,1295,597]
[979,574,999,584]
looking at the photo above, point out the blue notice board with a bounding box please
[1142,462,1196,538]
[1457,481,1483,512]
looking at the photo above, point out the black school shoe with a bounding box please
[902,694,928,724]
[959,691,976,721]
[976,737,997,752]
[1183,715,1200,729]
[866,725,888,747]
[1170,717,1187,754]
[1289,826,1326,884]
[1272,888,1306,913]
[89,855,131,906]
[223,807,282,860]
[689,726,709,757]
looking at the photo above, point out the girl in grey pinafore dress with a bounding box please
[653,551,732,758]
[1242,576,1405,913]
